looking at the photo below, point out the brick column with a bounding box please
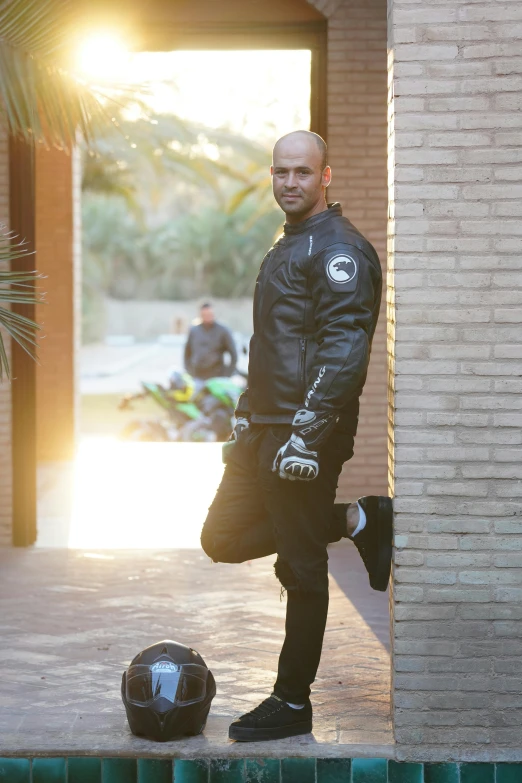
[309,0,389,500]
[389,0,522,761]
[35,144,78,462]
[0,128,12,546]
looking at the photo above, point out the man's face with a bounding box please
[200,307,214,325]
[271,136,331,224]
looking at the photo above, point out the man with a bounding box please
[201,131,392,742]
[183,303,238,381]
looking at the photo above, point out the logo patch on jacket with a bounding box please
[323,250,359,292]
[327,255,357,284]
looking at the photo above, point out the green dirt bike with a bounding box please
[118,373,246,443]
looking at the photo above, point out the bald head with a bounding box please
[273,130,327,171]
[271,130,331,225]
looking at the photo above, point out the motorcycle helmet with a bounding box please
[121,640,216,742]
[168,370,194,402]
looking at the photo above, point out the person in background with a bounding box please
[184,303,238,381]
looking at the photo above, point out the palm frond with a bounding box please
[0,0,119,147]
[0,228,43,379]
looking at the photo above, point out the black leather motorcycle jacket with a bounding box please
[236,203,382,441]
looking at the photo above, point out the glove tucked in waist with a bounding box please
[272,409,338,481]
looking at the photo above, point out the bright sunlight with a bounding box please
[75,40,311,142]
[68,440,224,548]
[76,32,130,82]
[39,43,312,549]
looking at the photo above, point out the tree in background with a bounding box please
[81,105,283,342]
[0,0,120,376]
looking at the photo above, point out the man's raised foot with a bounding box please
[349,495,393,592]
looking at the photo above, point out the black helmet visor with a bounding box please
[125,662,207,707]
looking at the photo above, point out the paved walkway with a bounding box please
[0,543,391,758]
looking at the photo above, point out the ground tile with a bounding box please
[67,757,102,783]
[209,759,244,782]
[316,758,351,783]
[460,764,494,783]
[173,759,208,783]
[0,544,390,760]
[388,761,423,783]
[245,758,281,783]
[352,758,387,783]
[424,764,459,783]
[496,765,522,783]
[281,758,315,783]
[0,758,30,783]
[102,758,138,783]
[138,758,172,783]
[32,757,66,783]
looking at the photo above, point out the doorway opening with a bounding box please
[37,47,311,549]
[16,0,392,758]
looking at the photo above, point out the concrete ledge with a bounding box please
[0,713,394,758]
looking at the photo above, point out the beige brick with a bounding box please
[427,413,489,427]
[460,6,522,23]
[398,44,458,61]
[428,131,491,147]
[395,78,460,96]
[424,25,492,44]
[428,96,491,111]
[394,8,457,25]
[428,61,493,78]
[427,482,489,497]
[394,641,458,657]
[395,605,457,622]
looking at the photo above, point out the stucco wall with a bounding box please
[0,129,11,547]
[388,0,522,761]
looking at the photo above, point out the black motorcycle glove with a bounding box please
[272,409,337,481]
[223,414,250,464]
[230,416,249,442]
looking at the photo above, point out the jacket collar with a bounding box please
[283,202,342,236]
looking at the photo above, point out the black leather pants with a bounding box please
[200,424,354,704]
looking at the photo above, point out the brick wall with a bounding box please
[0,129,11,547]
[309,0,389,501]
[389,0,522,761]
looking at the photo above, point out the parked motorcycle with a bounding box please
[118,371,245,443]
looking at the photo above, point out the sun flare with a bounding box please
[76,32,130,82]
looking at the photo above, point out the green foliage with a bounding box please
[81,104,270,213]
[0,0,129,374]
[82,191,282,308]
[0,230,43,379]
[0,0,117,147]
[81,105,284,342]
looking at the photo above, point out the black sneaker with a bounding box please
[229,694,312,742]
[351,495,393,592]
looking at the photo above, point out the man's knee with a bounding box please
[200,523,243,564]
[274,557,329,595]
[200,525,218,561]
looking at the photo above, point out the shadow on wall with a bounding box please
[328,543,390,651]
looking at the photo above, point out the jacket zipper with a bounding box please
[254,249,275,331]
[299,338,307,388]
